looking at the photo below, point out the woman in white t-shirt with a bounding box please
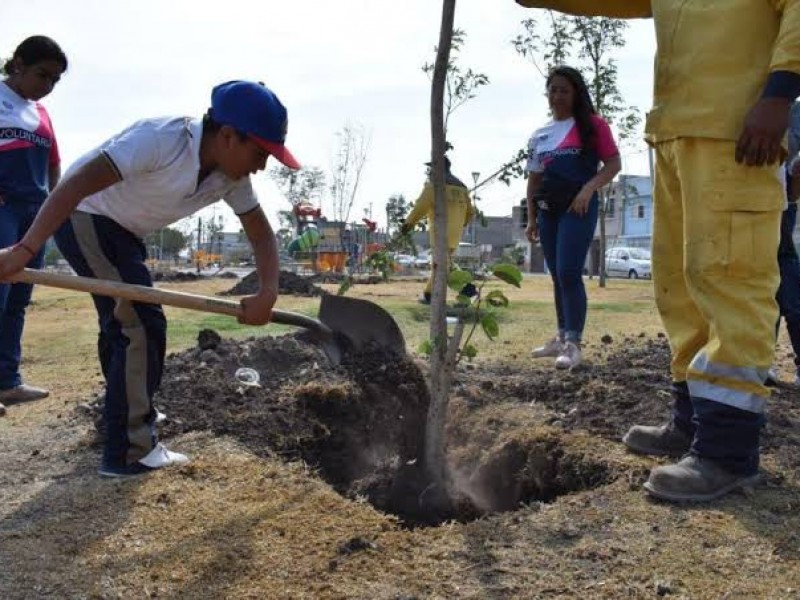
[525,66,621,370]
[0,36,67,416]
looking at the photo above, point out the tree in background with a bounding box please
[385,194,411,236]
[142,227,188,263]
[512,12,642,286]
[269,165,326,209]
[330,123,370,245]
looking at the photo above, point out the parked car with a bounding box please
[605,247,652,279]
[413,254,430,269]
[392,253,430,269]
[393,254,416,267]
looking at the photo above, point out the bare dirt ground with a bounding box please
[2,284,800,599]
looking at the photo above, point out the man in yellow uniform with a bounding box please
[402,157,475,304]
[516,0,800,502]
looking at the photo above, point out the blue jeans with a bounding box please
[538,197,598,343]
[0,200,45,390]
[776,202,800,374]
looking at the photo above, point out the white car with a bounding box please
[393,254,415,267]
[605,247,652,279]
[413,257,429,269]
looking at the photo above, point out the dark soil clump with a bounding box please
[220,270,325,297]
[152,271,206,283]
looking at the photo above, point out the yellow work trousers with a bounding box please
[423,247,456,296]
[652,139,783,414]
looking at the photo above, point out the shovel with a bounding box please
[14,268,406,365]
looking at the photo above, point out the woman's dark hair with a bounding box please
[547,66,597,155]
[3,36,68,75]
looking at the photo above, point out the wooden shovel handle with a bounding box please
[14,268,331,334]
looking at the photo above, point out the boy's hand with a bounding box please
[736,97,791,166]
[0,245,34,282]
[238,288,277,326]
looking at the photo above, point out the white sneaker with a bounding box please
[531,336,564,358]
[154,408,167,424]
[0,384,49,404]
[555,341,582,370]
[138,443,189,469]
[765,367,780,386]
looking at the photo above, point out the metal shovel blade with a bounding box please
[318,294,406,357]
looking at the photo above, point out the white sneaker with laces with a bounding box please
[555,341,582,370]
[138,443,189,469]
[531,336,564,358]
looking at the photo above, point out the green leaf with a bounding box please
[337,278,353,296]
[492,263,522,288]
[461,344,478,361]
[485,290,509,308]
[454,294,472,307]
[418,339,433,356]
[480,312,499,340]
[447,269,473,292]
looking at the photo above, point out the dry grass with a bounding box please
[3,275,800,599]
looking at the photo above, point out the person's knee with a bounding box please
[556,266,583,288]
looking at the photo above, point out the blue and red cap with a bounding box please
[210,80,301,169]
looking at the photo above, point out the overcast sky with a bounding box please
[3,0,656,232]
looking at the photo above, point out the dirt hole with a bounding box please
[84,331,614,527]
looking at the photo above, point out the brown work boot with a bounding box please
[622,421,692,457]
[643,455,760,502]
[0,384,49,405]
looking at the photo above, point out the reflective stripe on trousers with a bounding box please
[652,138,782,415]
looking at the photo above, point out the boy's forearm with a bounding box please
[22,155,119,252]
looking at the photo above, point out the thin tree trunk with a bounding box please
[425,0,457,489]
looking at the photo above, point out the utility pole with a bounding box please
[196,217,202,273]
[470,170,480,245]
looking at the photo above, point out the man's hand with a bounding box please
[736,97,792,166]
[0,245,35,282]
[238,287,278,326]
[569,185,594,216]
[525,220,539,243]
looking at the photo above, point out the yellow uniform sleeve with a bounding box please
[514,0,651,18]
[405,184,434,228]
[771,0,800,75]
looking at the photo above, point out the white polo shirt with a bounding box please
[68,117,259,237]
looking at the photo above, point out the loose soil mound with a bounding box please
[156,331,447,523]
[152,271,207,283]
[150,332,697,526]
[86,332,800,529]
[221,270,325,297]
